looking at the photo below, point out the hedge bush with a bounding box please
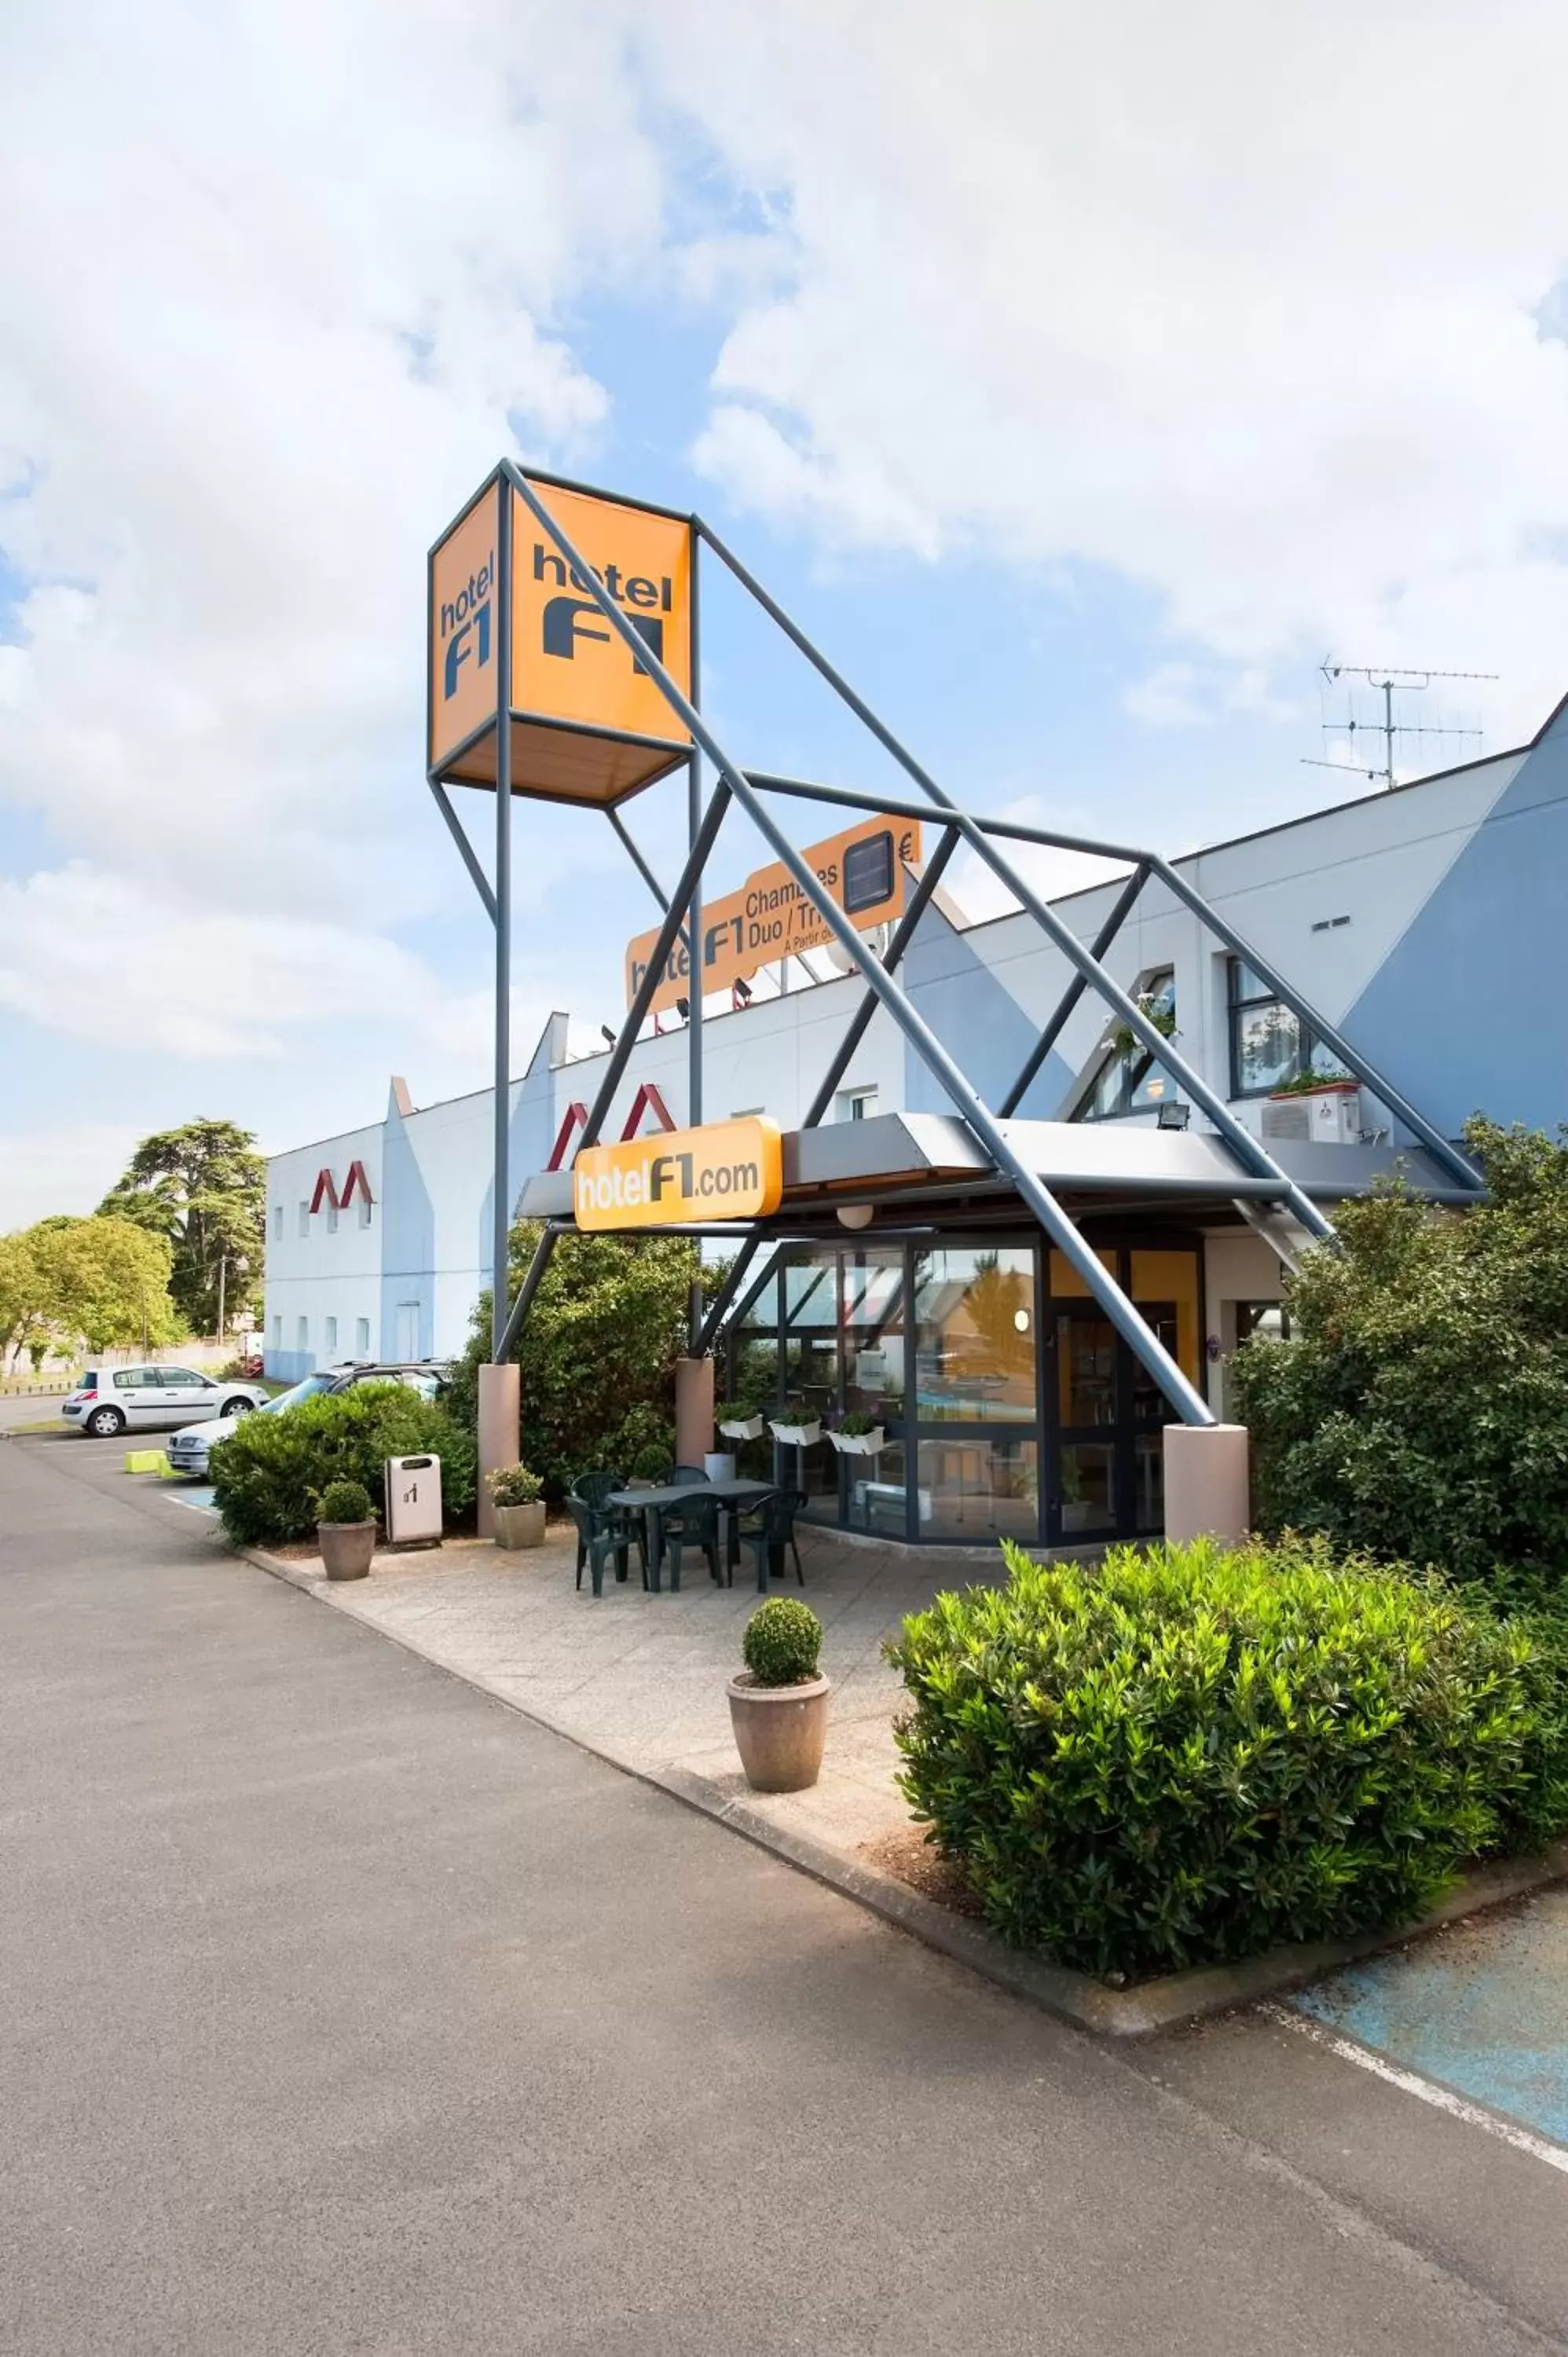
[887,1535,1568,1981]
[1233,1118,1568,1589]
[210,1383,476,1546]
[442,1220,705,1500]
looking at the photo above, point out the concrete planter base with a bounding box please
[493,1500,546,1550]
[727,1673,830,1793]
[318,1519,376,1581]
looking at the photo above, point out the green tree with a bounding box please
[445,1219,710,1497]
[28,1216,184,1352]
[1233,1117,1568,1587]
[99,1118,265,1337]
[0,1229,47,1369]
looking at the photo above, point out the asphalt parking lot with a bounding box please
[5,1424,1567,2350]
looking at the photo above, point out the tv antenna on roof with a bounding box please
[1303,661,1497,792]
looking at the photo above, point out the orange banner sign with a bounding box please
[626,812,923,1014]
[573,1118,784,1230]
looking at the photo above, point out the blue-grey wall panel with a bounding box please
[901,897,1075,1117]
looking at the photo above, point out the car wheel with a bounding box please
[86,1406,126,1439]
[220,1395,255,1419]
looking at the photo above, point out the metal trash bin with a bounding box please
[385,1453,442,1546]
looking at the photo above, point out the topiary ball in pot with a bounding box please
[316,1479,376,1582]
[729,1598,830,1792]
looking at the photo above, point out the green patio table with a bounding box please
[606,1479,778,1593]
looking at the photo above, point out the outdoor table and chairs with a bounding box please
[604,1477,782,1593]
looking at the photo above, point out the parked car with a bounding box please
[165,1362,448,1478]
[63,1364,270,1440]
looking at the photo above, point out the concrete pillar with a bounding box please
[1163,1423,1251,1549]
[477,1361,521,1540]
[674,1355,715,1472]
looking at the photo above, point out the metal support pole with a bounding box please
[579,779,733,1153]
[999,863,1149,1116]
[746,765,1147,866]
[496,1219,568,1365]
[691,538,1332,1241]
[698,828,958,1357]
[504,466,1214,1425]
[687,530,704,1353]
[489,490,514,1357]
[431,781,497,923]
[1143,856,1482,1192]
[606,808,676,923]
[803,829,959,1127]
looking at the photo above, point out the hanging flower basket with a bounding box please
[768,1417,822,1449]
[827,1425,885,1457]
[717,1414,765,1441]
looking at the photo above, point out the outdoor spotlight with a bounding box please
[1157,1101,1191,1131]
[600,1025,617,1048]
[676,995,691,1021]
[733,977,753,1006]
[836,1202,876,1230]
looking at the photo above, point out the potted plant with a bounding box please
[768,1411,822,1448]
[716,1400,765,1442]
[827,1408,885,1457]
[727,1598,830,1793]
[489,1462,546,1549]
[316,1479,376,1582]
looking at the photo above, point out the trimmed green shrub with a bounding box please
[887,1535,1568,1981]
[488,1462,543,1507]
[211,1383,476,1546]
[442,1220,711,1502]
[1233,1118,1568,1589]
[742,1598,823,1687]
[317,1480,373,1525]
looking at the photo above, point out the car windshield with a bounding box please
[262,1373,339,1414]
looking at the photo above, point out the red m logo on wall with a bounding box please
[310,1160,375,1214]
[545,1083,676,1173]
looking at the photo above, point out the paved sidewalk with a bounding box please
[290,1524,973,1854]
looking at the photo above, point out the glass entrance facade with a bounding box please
[723,1232,1203,1546]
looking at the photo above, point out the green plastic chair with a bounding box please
[727,1490,805,1594]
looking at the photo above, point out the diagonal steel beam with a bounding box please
[1001,863,1149,1117]
[803,829,959,1127]
[430,781,497,923]
[694,537,1332,1241]
[506,465,1214,1426]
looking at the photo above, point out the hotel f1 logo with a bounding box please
[573,1117,782,1233]
[511,480,692,752]
[428,482,501,771]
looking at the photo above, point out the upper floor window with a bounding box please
[837,1087,877,1123]
[1227,959,1336,1098]
[297,1200,310,1238]
[271,1204,283,1242]
[326,1200,339,1234]
[357,1196,373,1229]
[1073,970,1178,1123]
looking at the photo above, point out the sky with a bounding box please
[4,0,1568,1226]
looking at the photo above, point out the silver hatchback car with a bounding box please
[62,1364,269,1440]
[166,1362,447,1477]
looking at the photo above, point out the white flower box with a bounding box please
[828,1426,885,1457]
[768,1418,822,1449]
[717,1415,764,1441]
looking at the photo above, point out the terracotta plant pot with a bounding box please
[493,1499,546,1550]
[318,1519,376,1581]
[727,1673,831,1793]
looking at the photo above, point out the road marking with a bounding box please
[1263,2002,1568,2176]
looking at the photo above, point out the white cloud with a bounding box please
[0,0,668,953]
[1123,662,1209,729]
[647,0,1568,742]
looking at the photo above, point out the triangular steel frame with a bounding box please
[434,460,1485,1431]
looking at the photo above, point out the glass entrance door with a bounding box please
[1047,1244,1202,1543]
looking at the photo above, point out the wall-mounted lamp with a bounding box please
[600,1025,617,1049]
[836,1202,876,1231]
[676,996,691,1021]
[1013,1307,1031,1334]
[732,978,753,1008]
[1156,1101,1191,1131]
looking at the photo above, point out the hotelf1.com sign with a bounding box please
[573,1118,783,1232]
